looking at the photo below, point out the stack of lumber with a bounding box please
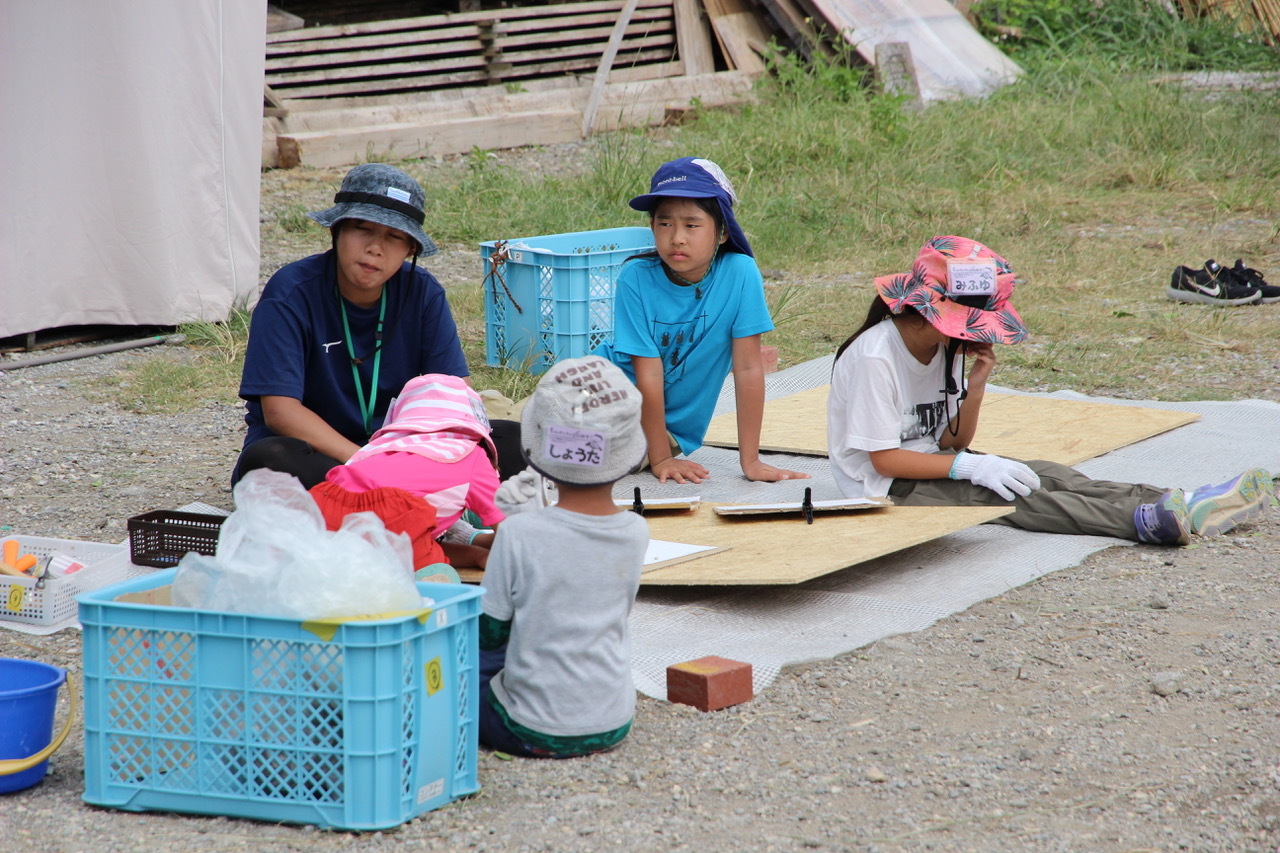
[1173,0,1280,42]
[266,0,684,101]
[264,0,791,167]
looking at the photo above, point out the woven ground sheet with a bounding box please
[619,355,1280,699]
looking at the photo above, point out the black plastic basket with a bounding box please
[127,510,225,568]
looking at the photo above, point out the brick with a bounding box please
[666,655,753,712]
[760,345,779,374]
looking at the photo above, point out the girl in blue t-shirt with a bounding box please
[596,157,809,485]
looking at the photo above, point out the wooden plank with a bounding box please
[266,16,676,98]
[458,502,1010,586]
[274,70,492,101]
[277,108,585,169]
[267,0,673,44]
[584,0,645,137]
[674,0,717,74]
[800,0,1022,100]
[639,503,1011,585]
[755,0,831,59]
[267,24,483,58]
[702,385,1203,466]
[711,9,770,72]
[272,70,758,168]
[267,8,674,62]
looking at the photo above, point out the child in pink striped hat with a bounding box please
[311,373,504,571]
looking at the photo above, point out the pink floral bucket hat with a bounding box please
[873,236,1028,345]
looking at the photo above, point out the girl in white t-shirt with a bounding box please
[826,236,1271,545]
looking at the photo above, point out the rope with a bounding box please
[484,240,524,314]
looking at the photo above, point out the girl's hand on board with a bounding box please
[741,459,811,483]
[652,456,710,484]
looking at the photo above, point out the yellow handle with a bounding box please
[0,677,77,776]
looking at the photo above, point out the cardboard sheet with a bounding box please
[702,386,1201,466]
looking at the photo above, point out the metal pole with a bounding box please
[0,334,185,372]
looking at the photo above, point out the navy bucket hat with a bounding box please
[309,163,438,257]
[628,157,754,257]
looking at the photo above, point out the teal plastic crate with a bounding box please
[78,570,483,830]
[481,226,654,373]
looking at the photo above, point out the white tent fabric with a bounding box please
[0,1,265,339]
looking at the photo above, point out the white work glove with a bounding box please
[949,452,1040,501]
[495,468,544,516]
[440,518,482,545]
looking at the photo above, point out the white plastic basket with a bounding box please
[1,535,129,626]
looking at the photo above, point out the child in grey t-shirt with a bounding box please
[479,355,649,758]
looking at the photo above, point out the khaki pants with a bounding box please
[888,456,1165,541]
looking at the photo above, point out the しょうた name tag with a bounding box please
[545,425,608,467]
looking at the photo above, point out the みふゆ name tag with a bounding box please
[545,425,608,467]
[945,259,998,300]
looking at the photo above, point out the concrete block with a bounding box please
[666,655,753,711]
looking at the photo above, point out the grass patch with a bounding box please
[111,9,1280,411]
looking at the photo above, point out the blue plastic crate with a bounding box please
[78,570,483,830]
[481,226,654,374]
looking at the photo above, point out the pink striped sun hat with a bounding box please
[349,374,497,466]
[873,236,1028,345]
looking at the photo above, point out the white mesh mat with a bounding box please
[619,355,1280,699]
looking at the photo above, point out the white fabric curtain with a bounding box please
[0,0,264,338]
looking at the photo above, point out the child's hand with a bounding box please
[741,459,811,482]
[652,456,710,484]
[965,341,997,386]
[495,468,544,514]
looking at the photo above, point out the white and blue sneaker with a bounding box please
[1134,489,1190,546]
[1186,468,1274,537]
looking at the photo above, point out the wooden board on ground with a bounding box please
[799,0,1021,100]
[702,386,1201,466]
[457,502,1010,586]
[640,502,1011,585]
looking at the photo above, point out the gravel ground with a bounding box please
[2,143,1279,852]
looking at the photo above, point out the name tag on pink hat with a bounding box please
[945,258,998,299]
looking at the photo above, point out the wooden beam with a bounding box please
[673,0,716,75]
[272,70,758,168]
[583,0,644,137]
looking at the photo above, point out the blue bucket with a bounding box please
[0,657,71,793]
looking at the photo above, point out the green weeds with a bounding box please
[110,8,1280,408]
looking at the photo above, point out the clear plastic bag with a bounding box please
[172,469,422,619]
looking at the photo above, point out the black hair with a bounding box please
[834,295,896,361]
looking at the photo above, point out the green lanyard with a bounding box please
[339,289,386,437]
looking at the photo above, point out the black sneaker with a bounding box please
[1229,259,1280,304]
[1166,259,1262,306]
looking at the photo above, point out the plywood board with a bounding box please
[703,386,1201,466]
[640,502,1011,584]
[457,501,1007,586]
[800,0,1021,100]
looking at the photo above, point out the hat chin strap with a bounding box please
[941,339,969,439]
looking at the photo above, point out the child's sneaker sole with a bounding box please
[1188,468,1274,537]
[1164,285,1262,306]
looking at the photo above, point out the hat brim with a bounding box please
[308,204,438,257]
[628,193,754,258]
